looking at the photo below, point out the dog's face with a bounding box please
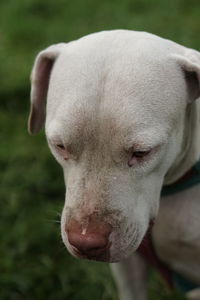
[29,30,200,262]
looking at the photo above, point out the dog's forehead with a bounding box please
[46,94,171,149]
[47,32,184,106]
[46,31,185,142]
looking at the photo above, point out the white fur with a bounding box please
[29,30,200,299]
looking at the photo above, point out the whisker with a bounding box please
[45,218,61,224]
[47,209,62,217]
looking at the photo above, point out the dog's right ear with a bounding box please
[28,43,66,135]
[171,48,200,103]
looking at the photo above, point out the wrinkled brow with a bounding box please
[46,107,169,154]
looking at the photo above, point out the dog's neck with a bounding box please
[164,100,200,185]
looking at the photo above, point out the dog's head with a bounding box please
[28,30,200,262]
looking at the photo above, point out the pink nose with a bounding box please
[66,216,112,260]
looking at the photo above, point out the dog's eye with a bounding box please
[55,143,69,160]
[56,143,65,150]
[133,150,151,158]
[128,150,151,167]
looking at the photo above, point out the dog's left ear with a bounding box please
[172,48,200,102]
[28,43,66,135]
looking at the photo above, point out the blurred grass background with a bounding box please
[1,0,200,299]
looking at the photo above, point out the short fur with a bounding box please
[29,30,200,300]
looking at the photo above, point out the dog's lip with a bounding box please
[137,218,155,250]
[150,218,155,227]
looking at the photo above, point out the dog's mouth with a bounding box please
[70,243,111,262]
[137,219,155,253]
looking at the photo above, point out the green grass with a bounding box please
[1,0,200,101]
[1,0,200,298]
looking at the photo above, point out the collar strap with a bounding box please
[137,161,200,289]
[162,160,200,196]
[137,228,199,291]
[137,221,174,289]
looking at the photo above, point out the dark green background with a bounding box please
[1,0,200,299]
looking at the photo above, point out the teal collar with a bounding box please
[162,160,200,196]
[172,272,199,293]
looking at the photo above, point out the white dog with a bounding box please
[28,30,200,300]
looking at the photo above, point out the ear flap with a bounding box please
[28,43,66,134]
[172,48,200,102]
